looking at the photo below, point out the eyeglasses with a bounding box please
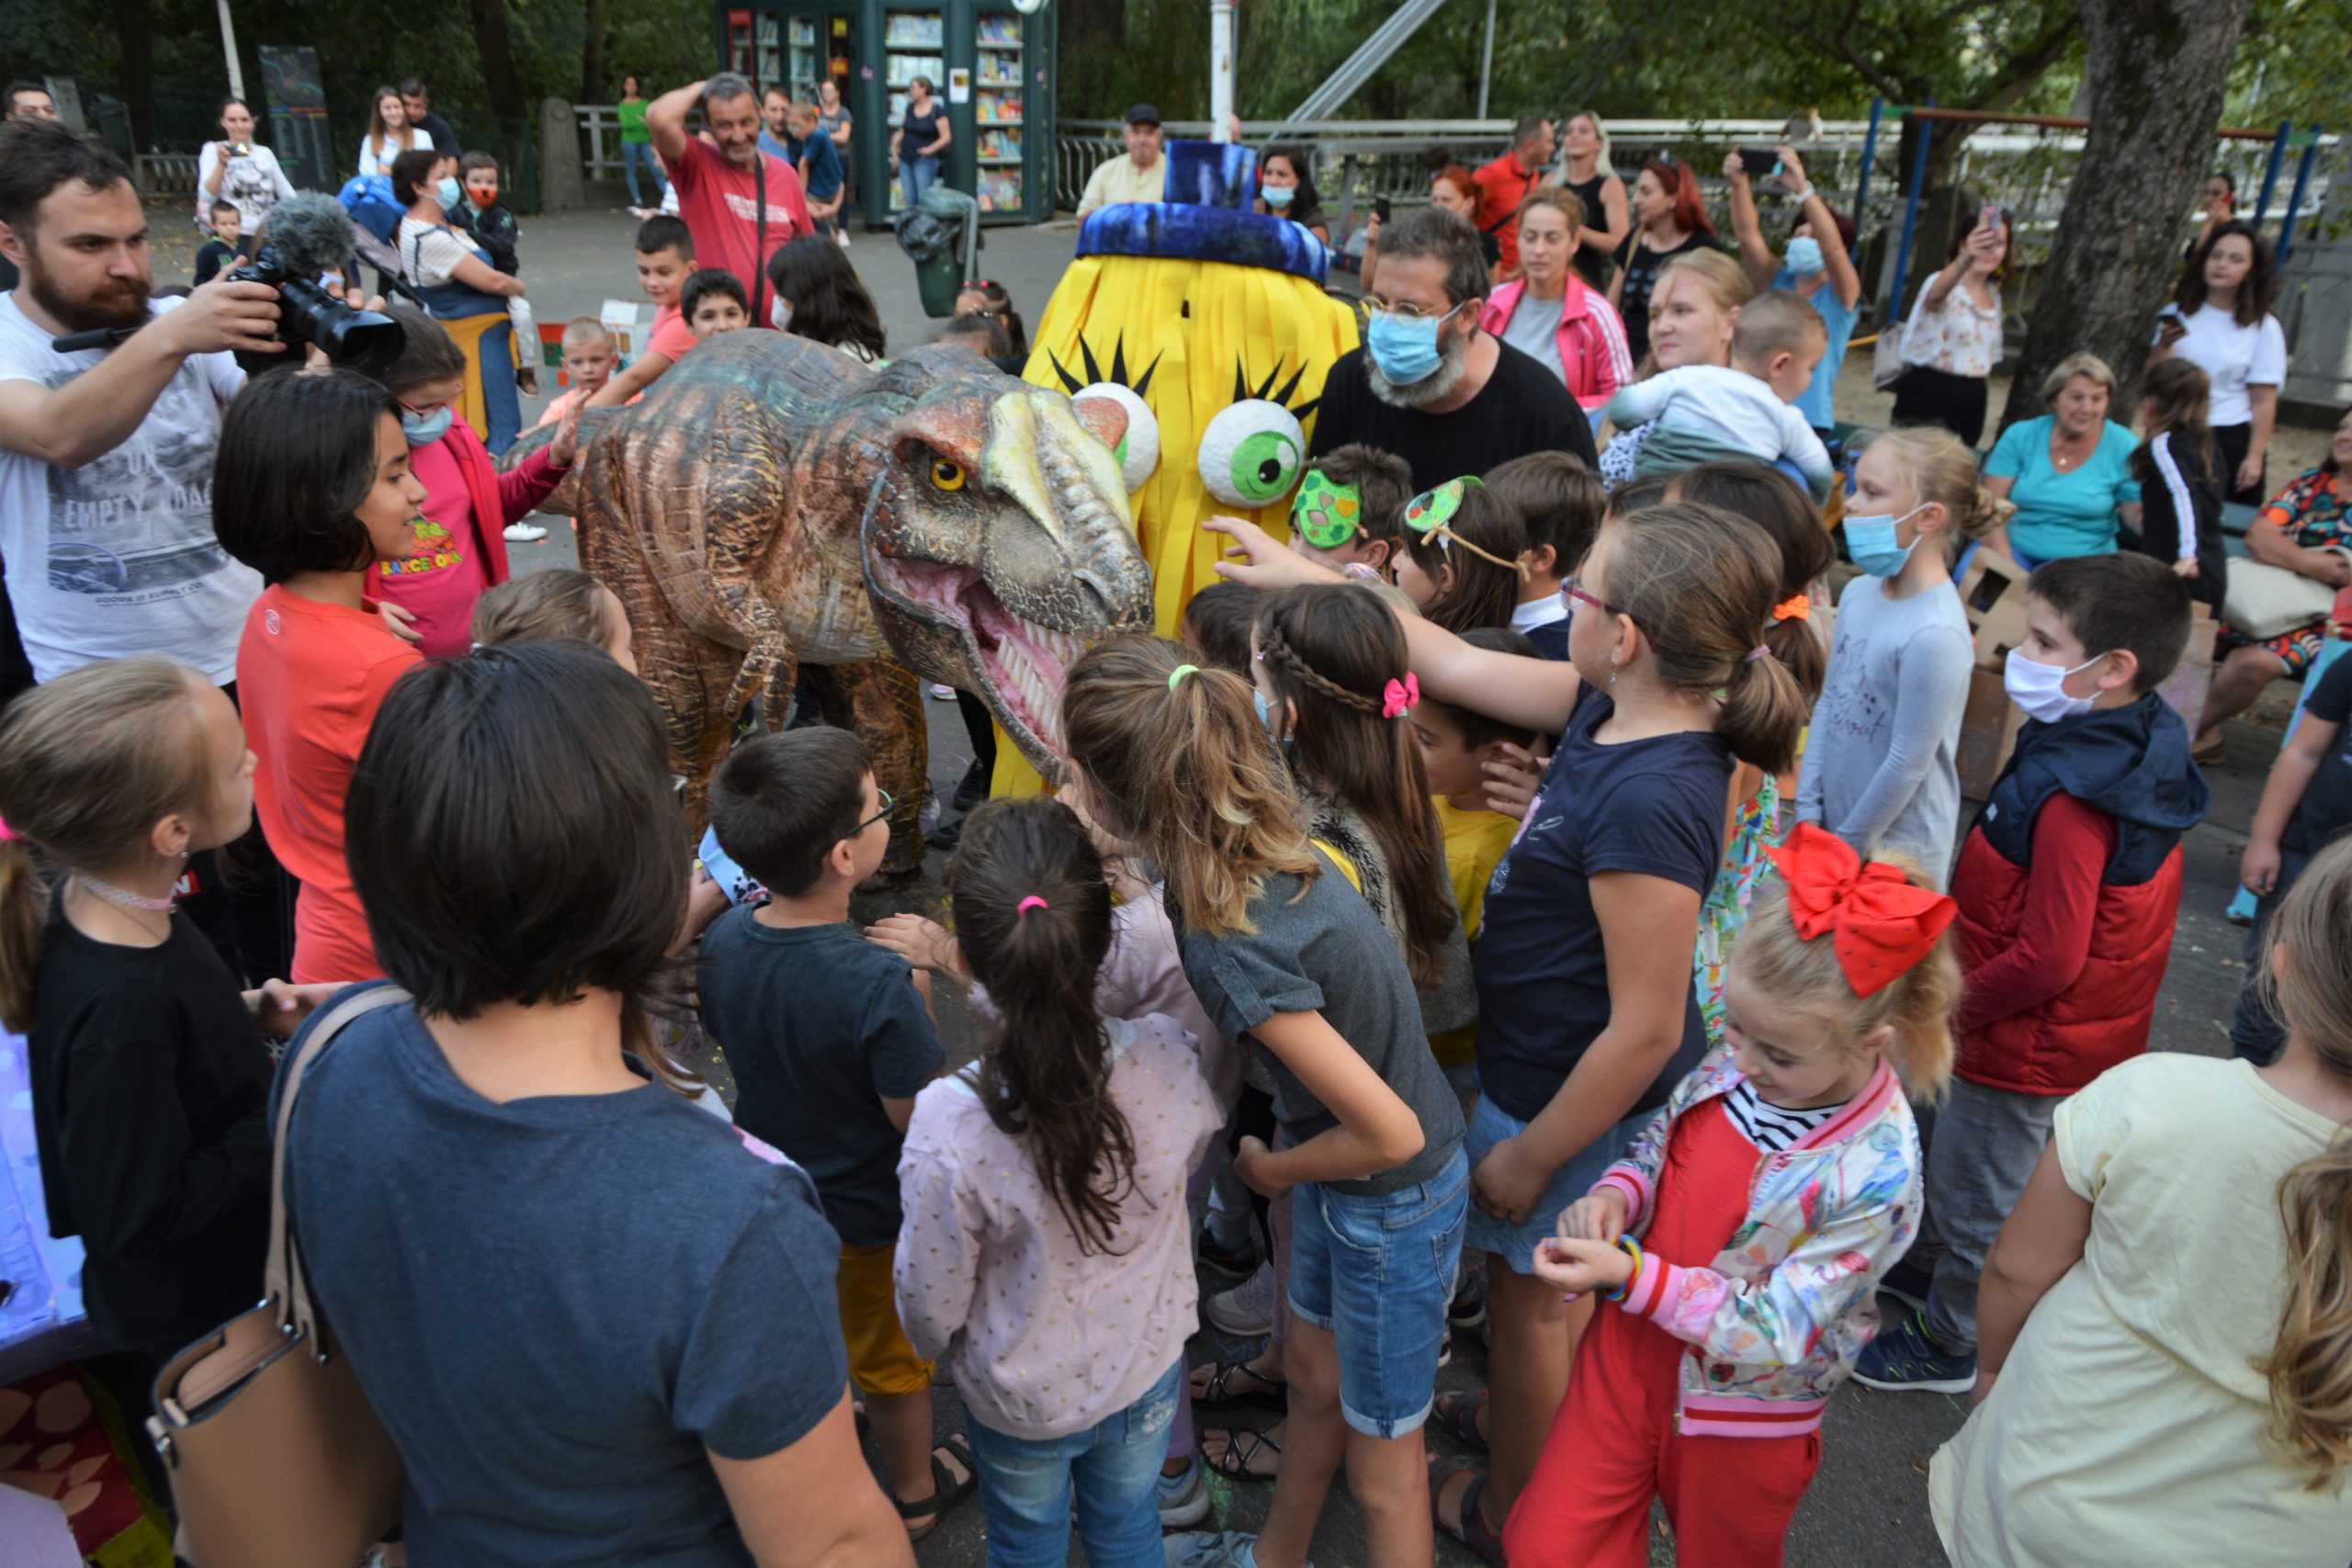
[854,788,895,833]
[1353,296,1467,328]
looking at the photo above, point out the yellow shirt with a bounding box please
[1428,795,1518,1066]
[1075,152,1168,216]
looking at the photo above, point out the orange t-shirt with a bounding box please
[235,584,424,985]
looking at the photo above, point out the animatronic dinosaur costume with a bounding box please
[506,333,1151,871]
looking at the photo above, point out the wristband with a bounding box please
[1601,1236,1644,1302]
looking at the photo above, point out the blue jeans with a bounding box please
[475,319,521,456]
[1287,1146,1469,1438]
[965,1360,1179,1568]
[621,139,665,206]
[899,153,940,209]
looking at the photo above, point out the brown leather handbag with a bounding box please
[146,985,409,1568]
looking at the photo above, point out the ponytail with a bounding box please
[0,658,215,1033]
[949,797,1139,1254]
[2249,837,2352,1486]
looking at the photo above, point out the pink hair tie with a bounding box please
[1016,896,1049,916]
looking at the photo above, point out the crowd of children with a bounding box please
[6,159,2348,1568]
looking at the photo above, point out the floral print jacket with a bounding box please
[1594,1045,1923,1438]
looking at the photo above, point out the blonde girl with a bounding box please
[1064,636,1467,1568]
[1506,824,1954,1567]
[1793,425,2011,886]
[1929,835,2352,1566]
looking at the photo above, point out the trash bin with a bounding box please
[895,185,981,319]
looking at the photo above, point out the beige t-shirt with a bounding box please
[1075,152,1167,216]
[1929,1054,2352,1566]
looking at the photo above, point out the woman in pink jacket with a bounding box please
[1480,186,1634,420]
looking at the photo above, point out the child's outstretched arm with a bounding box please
[1234,1009,1424,1194]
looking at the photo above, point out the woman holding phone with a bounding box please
[1890,207,2011,447]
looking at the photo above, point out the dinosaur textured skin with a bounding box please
[502,333,1151,872]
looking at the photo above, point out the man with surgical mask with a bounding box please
[1724,142,1860,443]
[1306,206,1595,491]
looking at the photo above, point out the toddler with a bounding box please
[1600,289,1834,499]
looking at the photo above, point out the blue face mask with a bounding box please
[435,175,464,210]
[1845,502,1926,577]
[1366,308,1451,387]
[1262,184,1296,209]
[1785,236,1826,276]
[401,405,453,446]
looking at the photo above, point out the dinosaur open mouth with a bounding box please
[869,554,1089,759]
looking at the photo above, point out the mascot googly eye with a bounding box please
[1072,382,1160,491]
[1197,400,1306,509]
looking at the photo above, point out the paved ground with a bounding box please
[214,206,2322,1565]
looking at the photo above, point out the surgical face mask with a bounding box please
[1785,235,1826,276]
[1365,307,1453,387]
[435,175,464,210]
[770,297,794,331]
[401,405,453,446]
[2003,647,2104,724]
[1844,503,1926,578]
[1263,184,1296,210]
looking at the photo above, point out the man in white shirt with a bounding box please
[0,119,291,688]
[1075,104,1168,218]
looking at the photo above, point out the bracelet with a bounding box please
[1602,1236,1644,1302]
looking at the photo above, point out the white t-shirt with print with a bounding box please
[2164,303,2287,426]
[0,293,259,684]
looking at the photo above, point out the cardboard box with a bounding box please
[1956,665,2028,802]
[1956,552,2031,671]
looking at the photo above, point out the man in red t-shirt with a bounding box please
[1473,116,1555,277]
[648,74,811,324]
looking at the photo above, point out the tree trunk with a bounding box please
[582,0,609,105]
[2000,0,2255,435]
[470,0,529,123]
[113,0,153,151]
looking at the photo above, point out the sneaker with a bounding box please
[1157,1456,1211,1528]
[503,521,548,544]
[1850,1306,1977,1394]
[1205,1266,1276,1339]
[1166,1532,1289,1568]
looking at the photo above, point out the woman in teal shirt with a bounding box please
[616,74,663,211]
[1982,352,2142,565]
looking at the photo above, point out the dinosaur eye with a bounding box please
[931,458,967,491]
[1198,400,1306,508]
[1073,382,1159,491]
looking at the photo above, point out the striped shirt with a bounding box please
[1721,1077,1843,1153]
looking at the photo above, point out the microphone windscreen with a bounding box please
[264,191,360,281]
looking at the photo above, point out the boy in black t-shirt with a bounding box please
[2232,649,2352,1062]
[194,199,243,285]
[695,727,971,1531]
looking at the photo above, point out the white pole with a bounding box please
[1476,0,1496,120]
[217,0,246,101]
[1210,0,1235,142]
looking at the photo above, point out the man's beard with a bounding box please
[23,249,153,334]
[1366,325,1470,410]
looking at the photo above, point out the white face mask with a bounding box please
[2003,647,2105,724]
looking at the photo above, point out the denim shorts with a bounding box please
[1462,1094,1644,1276]
[1286,1145,1469,1438]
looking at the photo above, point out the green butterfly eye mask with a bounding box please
[1292,468,1365,550]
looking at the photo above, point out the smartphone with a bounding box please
[1374,195,1392,223]
[1737,147,1781,178]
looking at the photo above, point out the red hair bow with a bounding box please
[1382,673,1420,718]
[1764,824,1956,998]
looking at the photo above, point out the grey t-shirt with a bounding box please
[1177,868,1464,1196]
[278,990,849,1567]
[1794,573,1975,884]
[1498,292,1566,385]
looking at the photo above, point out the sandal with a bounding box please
[1200,1425,1283,1482]
[1433,1388,1491,1454]
[1429,1459,1509,1566]
[1191,1357,1289,1412]
[897,1435,978,1541]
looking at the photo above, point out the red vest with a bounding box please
[1949,820,2184,1096]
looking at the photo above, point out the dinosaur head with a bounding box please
[862,351,1155,777]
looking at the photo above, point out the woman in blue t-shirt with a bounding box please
[1982,352,2143,567]
[276,642,914,1567]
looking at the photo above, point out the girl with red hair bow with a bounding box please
[1501,824,1958,1568]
